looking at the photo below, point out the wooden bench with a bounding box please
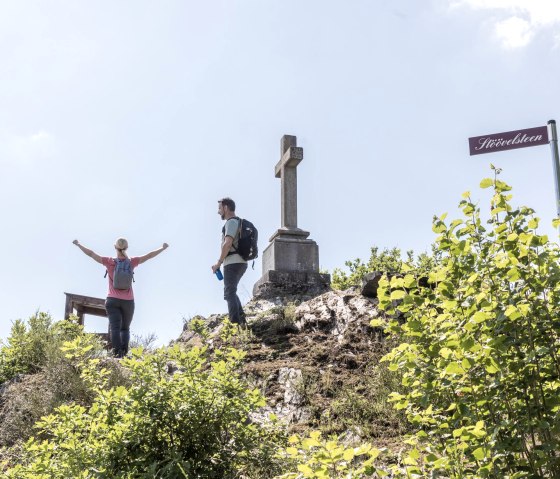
[64,292,111,347]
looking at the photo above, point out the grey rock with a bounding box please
[361,271,384,298]
[294,290,378,338]
[251,367,311,425]
[173,313,227,345]
[278,367,303,406]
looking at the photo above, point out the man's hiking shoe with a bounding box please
[113,348,128,359]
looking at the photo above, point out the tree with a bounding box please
[376,167,560,477]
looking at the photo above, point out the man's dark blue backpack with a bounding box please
[225,217,258,261]
[105,258,135,290]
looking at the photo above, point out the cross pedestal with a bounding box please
[253,135,330,299]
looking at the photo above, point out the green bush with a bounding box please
[275,431,390,478]
[0,312,87,384]
[4,338,285,479]
[0,316,120,452]
[377,168,560,478]
[331,247,437,291]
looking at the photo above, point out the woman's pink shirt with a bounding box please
[101,257,140,300]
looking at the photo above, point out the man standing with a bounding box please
[211,197,247,326]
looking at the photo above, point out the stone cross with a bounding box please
[275,135,303,229]
[253,134,330,299]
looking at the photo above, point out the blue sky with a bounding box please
[1,0,559,345]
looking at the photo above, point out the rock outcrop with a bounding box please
[177,287,406,440]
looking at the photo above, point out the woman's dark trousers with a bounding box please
[105,297,135,357]
[223,263,248,325]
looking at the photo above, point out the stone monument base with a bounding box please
[253,270,331,300]
[262,235,319,274]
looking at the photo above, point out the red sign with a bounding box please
[469,126,549,156]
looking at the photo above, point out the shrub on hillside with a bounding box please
[275,431,391,478]
[377,168,560,477]
[4,337,285,479]
[331,246,437,291]
[0,312,90,384]
[0,315,121,452]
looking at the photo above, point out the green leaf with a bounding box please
[354,444,373,455]
[473,420,486,435]
[302,437,321,449]
[480,178,493,188]
[528,218,539,229]
[403,455,418,466]
[507,268,520,282]
[467,272,479,283]
[402,262,413,272]
[343,449,355,461]
[409,448,420,460]
[297,464,314,475]
[390,290,406,300]
[472,312,488,323]
[445,363,465,375]
[452,427,464,438]
[439,347,453,359]
[445,299,459,310]
[472,447,486,461]
[504,305,521,320]
[403,274,416,288]
[309,431,321,440]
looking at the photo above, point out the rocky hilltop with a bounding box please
[175,286,408,444]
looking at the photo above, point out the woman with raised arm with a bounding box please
[73,238,169,358]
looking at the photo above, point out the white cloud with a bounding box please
[450,0,560,48]
[495,16,533,48]
[0,130,55,165]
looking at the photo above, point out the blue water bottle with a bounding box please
[215,268,223,281]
